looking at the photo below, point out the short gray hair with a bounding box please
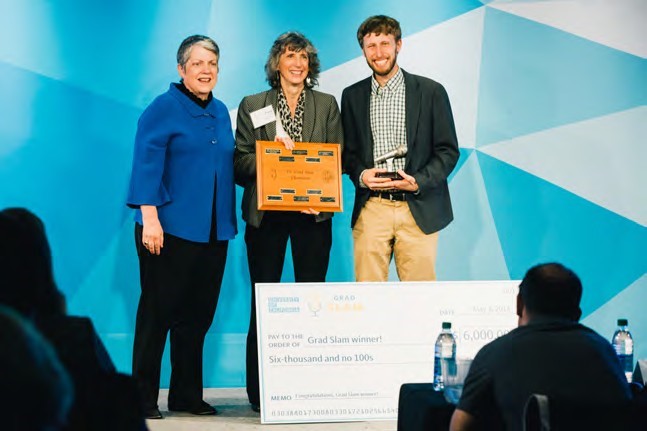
[265,32,320,89]
[177,35,220,67]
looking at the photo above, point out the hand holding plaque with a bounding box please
[374,145,407,180]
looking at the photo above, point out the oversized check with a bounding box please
[256,281,519,424]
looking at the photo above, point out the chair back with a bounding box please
[633,359,647,386]
[523,394,550,431]
[523,393,633,431]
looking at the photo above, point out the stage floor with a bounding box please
[147,388,396,430]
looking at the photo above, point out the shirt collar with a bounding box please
[371,67,404,95]
[169,83,218,117]
[174,82,213,108]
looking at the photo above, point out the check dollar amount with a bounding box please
[269,353,375,364]
[456,327,511,342]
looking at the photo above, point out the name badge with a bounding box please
[250,105,276,129]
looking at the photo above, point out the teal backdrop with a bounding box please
[0,0,645,387]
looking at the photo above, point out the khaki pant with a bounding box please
[353,197,438,281]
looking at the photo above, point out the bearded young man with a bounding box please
[341,15,459,282]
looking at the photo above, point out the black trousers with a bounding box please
[132,224,228,409]
[244,211,332,405]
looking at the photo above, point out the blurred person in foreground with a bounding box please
[0,207,147,430]
[126,34,237,419]
[450,263,632,431]
[0,305,73,431]
[234,31,343,412]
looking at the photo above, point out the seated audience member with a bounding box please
[450,262,632,431]
[0,305,74,431]
[0,207,147,431]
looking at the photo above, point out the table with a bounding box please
[397,383,455,431]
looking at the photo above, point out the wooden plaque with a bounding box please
[255,140,342,212]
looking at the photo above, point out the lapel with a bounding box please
[355,78,373,164]
[302,88,315,143]
[261,89,278,141]
[403,70,420,169]
[169,84,218,118]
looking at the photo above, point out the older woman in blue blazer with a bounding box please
[126,35,236,420]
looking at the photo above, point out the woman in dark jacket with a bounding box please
[234,31,343,411]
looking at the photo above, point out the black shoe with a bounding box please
[169,400,217,416]
[251,403,261,413]
[144,407,163,419]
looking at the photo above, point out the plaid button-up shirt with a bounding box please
[370,67,407,172]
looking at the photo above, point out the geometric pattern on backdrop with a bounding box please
[0,0,645,387]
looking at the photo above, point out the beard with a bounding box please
[367,53,398,78]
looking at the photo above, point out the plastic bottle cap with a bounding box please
[442,322,452,329]
[617,318,628,326]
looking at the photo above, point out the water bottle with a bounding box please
[612,318,634,383]
[433,321,456,391]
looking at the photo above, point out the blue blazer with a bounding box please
[127,84,237,242]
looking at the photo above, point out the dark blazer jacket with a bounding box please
[37,315,147,430]
[234,88,343,228]
[341,69,459,234]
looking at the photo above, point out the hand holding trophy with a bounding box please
[374,145,407,180]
